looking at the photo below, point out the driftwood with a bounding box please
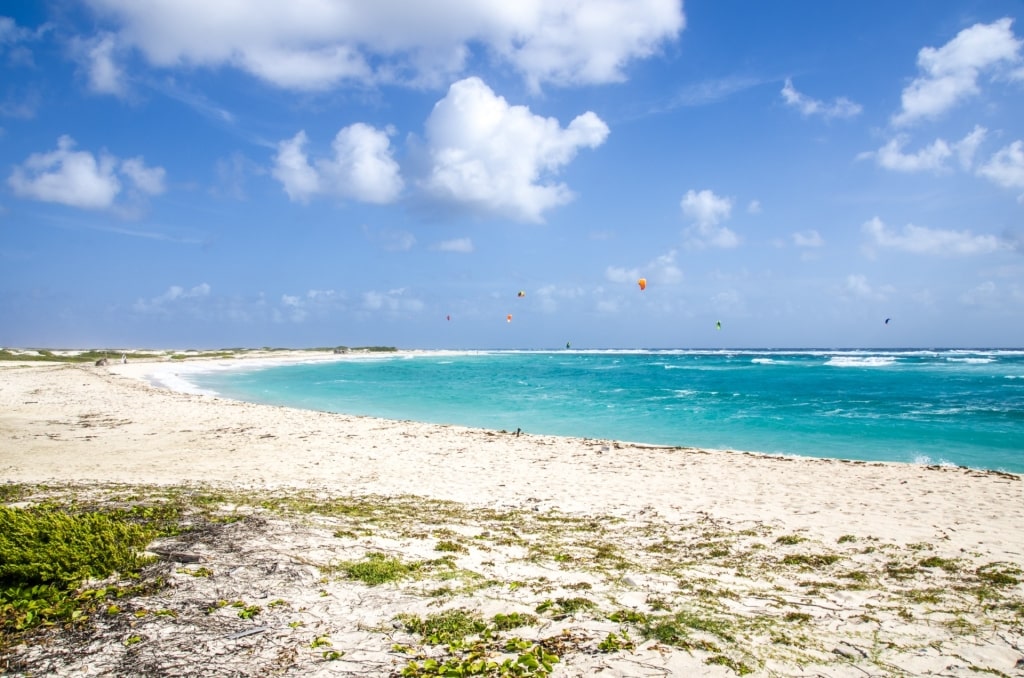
[94,358,109,366]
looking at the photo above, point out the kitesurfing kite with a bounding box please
[506,314,513,323]
[885,317,891,325]
[517,290,526,298]
[716,321,722,330]
[446,315,451,321]
[637,278,647,291]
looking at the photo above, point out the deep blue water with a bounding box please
[188,349,1024,473]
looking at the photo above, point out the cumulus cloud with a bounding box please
[7,136,166,210]
[861,216,1003,256]
[865,136,952,172]
[680,189,739,248]
[858,127,994,174]
[893,18,1023,126]
[419,77,609,222]
[780,78,862,119]
[272,132,320,203]
[133,283,210,313]
[272,124,403,204]
[977,140,1024,195]
[79,0,683,91]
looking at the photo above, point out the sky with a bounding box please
[2,1,1023,350]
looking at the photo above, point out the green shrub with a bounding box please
[0,506,155,633]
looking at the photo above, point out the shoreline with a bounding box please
[2,356,1023,676]
[2,354,1021,549]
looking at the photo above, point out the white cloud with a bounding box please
[419,77,609,222]
[273,289,346,323]
[120,157,166,195]
[862,216,1003,256]
[272,124,403,204]
[433,238,474,253]
[780,78,862,119]
[977,140,1024,193]
[270,125,401,204]
[605,265,641,284]
[792,230,824,248]
[133,283,210,312]
[80,0,683,91]
[271,132,320,203]
[893,18,1023,126]
[5,135,153,209]
[77,33,128,96]
[362,288,424,313]
[605,249,682,287]
[323,124,404,204]
[954,125,987,170]
[842,274,893,301]
[866,135,951,172]
[680,188,739,248]
[0,16,47,68]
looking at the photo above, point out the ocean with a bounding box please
[186,349,1024,474]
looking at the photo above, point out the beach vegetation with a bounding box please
[597,630,635,652]
[902,587,944,605]
[918,556,961,572]
[335,552,421,585]
[491,612,537,630]
[435,540,468,554]
[0,505,158,635]
[781,553,841,569]
[0,484,29,503]
[974,563,1020,587]
[0,349,164,363]
[705,654,754,675]
[534,597,596,619]
[396,609,560,677]
[4,483,1023,676]
[775,534,805,545]
[398,608,488,645]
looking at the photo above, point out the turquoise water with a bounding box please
[189,349,1024,473]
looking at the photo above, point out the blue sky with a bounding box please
[2,1,1023,350]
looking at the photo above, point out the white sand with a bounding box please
[1,355,1022,677]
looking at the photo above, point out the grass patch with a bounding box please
[335,552,421,585]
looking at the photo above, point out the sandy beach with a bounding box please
[2,354,1022,677]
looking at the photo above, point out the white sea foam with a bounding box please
[912,454,958,468]
[825,356,896,367]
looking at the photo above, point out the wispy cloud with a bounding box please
[781,79,862,119]
[861,216,1003,256]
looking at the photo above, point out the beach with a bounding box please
[2,353,1023,676]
